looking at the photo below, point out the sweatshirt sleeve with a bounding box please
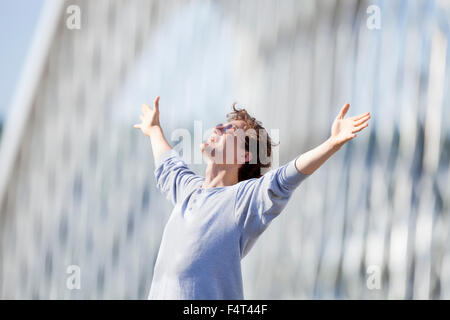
[234,157,310,257]
[154,149,204,206]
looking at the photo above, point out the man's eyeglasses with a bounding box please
[215,123,239,134]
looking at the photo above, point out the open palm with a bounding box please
[331,103,371,147]
[134,96,161,136]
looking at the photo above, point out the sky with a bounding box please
[0,0,44,122]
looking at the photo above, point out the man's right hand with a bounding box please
[134,96,161,137]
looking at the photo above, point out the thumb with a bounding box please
[337,103,350,119]
[154,96,160,111]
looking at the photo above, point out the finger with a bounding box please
[142,103,151,114]
[354,114,371,126]
[154,96,160,111]
[133,124,141,129]
[337,103,350,119]
[352,112,370,121]
[352,122,369,133]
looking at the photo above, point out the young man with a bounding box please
[134,96,370,299]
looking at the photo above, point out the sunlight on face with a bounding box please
[200,120,249,165]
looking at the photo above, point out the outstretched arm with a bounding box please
[134,96,203,205]
[295,103,371,175]
[134,96,172,163]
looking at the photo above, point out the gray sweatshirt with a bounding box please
[148,149,309,299]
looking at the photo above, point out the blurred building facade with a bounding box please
[0,0,449,299]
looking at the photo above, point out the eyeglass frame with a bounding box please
[214,123,256,151]
[214,123,240,135]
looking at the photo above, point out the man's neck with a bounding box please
[202,162,239,189]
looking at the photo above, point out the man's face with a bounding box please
[200,120,250,165]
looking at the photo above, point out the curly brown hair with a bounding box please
[226,103,278,182]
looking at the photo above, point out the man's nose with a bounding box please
[213,127,222,135]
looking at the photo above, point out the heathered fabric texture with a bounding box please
[148,149,309,299]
